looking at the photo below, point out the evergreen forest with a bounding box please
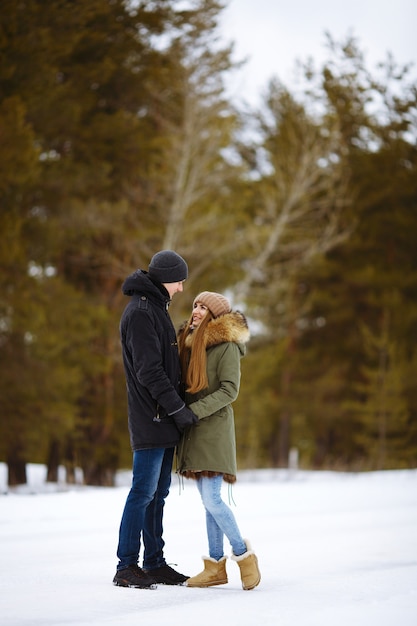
[1,0,416,486]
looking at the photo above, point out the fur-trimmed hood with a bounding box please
[181,311,250,351]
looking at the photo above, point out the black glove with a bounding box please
[171,405,198,433]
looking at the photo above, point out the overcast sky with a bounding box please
[219,0,417,105]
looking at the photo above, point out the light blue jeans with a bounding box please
[196,474,247,560]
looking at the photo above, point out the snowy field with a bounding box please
[1,464,416,626]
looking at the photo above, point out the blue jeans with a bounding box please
[116,447,174,571]
[196,475,247,560]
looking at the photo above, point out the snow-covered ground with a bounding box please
[1,464,416,626]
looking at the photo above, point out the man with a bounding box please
[113,250,197,589]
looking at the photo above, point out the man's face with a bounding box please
[163,281,184,299]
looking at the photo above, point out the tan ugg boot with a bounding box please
[231,540,261,590]
[186,556,228,587]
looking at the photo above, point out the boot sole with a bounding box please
[186,578,228,588]
[150,580,187,586]
[113,581,157,590]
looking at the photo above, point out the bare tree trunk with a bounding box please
[64,438,77,484]
[278,408,291,467]
[376,308,390,470]
[46,437,61,482]
[7,446,27,486]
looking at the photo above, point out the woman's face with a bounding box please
[191,301,208,328]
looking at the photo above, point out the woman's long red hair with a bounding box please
[178,310,214,394]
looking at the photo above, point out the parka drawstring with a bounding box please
[176,469,237,505]
[228,482,236,507]
[176,471,185,495]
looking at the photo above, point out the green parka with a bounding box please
[176,311,250,483]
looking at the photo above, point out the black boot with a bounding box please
[143,564,188,585]
[113,564,157,589]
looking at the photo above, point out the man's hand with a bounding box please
[171,405,198,433]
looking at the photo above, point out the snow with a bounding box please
[1,464,416,626]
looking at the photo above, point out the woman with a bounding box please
[177,291,261,590]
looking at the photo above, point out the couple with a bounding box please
[113,250,261,591]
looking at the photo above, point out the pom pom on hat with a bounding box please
[193,291,231,318]
[148,250,188,283]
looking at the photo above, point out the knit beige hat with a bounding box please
[193,291,231,318]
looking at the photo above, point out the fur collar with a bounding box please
[182,311,250,349]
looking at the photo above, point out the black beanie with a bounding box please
[148,250,188,283]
